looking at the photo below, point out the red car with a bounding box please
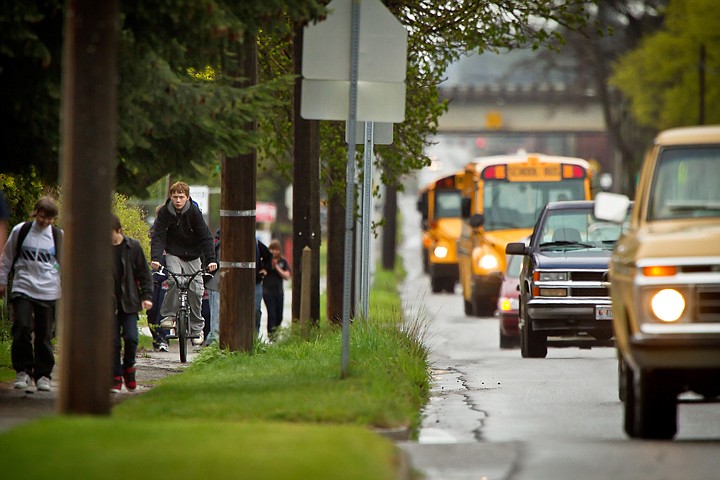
[496,253,522,348]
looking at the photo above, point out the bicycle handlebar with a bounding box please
[154,265,213,285]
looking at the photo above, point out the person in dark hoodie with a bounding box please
[150,182,217,346]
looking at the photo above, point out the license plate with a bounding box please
[596,306,612,320]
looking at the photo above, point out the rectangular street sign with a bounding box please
[301,79,405,122]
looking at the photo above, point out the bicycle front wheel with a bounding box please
[177,309,188,363]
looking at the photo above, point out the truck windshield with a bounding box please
[537,207,625,250]
[482,180,586,230]
[649,146,720,221]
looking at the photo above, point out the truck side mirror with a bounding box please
[505,242,527,255]
[594,192,630,223]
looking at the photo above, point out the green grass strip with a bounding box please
[0,417,400,480]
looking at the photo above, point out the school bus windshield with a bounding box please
[483,179,586,230]
[435,190,462,218]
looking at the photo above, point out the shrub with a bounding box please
[0,170,46,227]
[113,193,150,259]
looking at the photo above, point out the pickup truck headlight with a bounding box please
[539,288,568,297]
[433,246,448,258]
[650,288,686,322]
[538,272,568,281]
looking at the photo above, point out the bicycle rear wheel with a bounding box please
[178,310,188,363]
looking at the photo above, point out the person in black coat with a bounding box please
[150,182,217,346]
[111,214,153,393]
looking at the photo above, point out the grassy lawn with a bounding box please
[0,260,429,479]
[1,418,400,480]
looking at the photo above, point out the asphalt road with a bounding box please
[395,190,720,480]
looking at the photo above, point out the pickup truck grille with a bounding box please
[571,286,609,297]
[697,286,720,322]
[571,271,605,282]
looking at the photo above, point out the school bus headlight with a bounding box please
[479,254,499,270]
[650,289,685,322]
[434,246,448,258]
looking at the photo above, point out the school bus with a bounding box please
[458,152,592,316]
[417,171,464,293]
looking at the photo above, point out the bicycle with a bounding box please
[155,265,211,363]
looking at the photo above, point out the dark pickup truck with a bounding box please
[506,200,628,358]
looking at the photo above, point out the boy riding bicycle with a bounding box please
[150,182,217,346]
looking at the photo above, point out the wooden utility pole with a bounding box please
[381,182,397,270]
[219,34,258,352]
[699,44,706,125]
[326,159,350,325]
[292,22,321,325]
[58,0,118,414]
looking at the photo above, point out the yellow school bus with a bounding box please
[417,171,464,292]
[458,152,592,316]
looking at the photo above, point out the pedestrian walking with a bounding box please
[255,239,272,337]
[111,214,153,393]
[146,254,170,351]
[0,191,9,251]
[262,239,290,339]
[150,182,217,346]
[0,196,62,392]
[204,228,221,345]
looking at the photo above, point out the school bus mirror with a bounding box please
[469,213,484,229]
[417,194,428,219]
[461,197,471,218]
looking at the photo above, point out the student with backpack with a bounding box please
[0,197,62,392]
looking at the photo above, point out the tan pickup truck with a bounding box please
[595,125,720,440]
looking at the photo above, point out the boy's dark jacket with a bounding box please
[150,197,215,266]
[116,236,153,313]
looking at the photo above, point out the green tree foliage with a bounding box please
[0,1,327,196]
[611,0,720,129]
[1,1,595,202]
[113,193,151,260]
[0,171,48,228]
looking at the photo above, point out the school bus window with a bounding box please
[483,180,586,230]
[435,190,462,218]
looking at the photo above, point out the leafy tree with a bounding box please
[526,1,666,194]
[112,193,151,260]
[0,1,327,195]
[0,171,47,227]
[611,0,720,130]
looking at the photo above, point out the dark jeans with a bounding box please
[11,296,55,380]
[114,311,139,377]
[255,282,263,334]
[263,290,284,337]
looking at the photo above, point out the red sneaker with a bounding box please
[111,376,122,393]
[122,367,137,391]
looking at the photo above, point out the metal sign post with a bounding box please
[301,0,407,378]
[340,0,361,378]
